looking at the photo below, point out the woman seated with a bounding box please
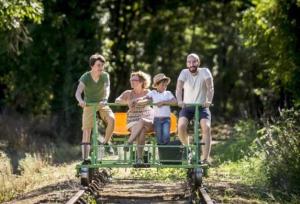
[115,71,153,164]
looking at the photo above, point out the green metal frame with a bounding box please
[76,103,207,173]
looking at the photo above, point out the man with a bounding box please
[75,53,115,163]
[176,53,214,164]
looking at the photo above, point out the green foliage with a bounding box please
[256,109,300,194]
[214,112,300,195]
[214,156,267,187]
[0,0,43,31]
[0,0,102,142]
[240,0,300,110]
[0,0,43,54]
[213,120,258,164]
[0,0,299,142]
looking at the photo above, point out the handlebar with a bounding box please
[85,102,212,108]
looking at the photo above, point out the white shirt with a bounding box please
[147,90,175,117]
[178,68,212,104]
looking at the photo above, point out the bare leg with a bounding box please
[103,115,115,143]
[177,117,189,145]
[136,128,146,159]
[128,120,145,143]
[200,119,211,161]
[82,129,91,160]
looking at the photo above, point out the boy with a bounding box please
[75,53,115,163]
[138,73,177,144]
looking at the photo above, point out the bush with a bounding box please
[257,109,300,194]
[213,120,258,164]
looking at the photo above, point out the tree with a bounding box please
[240,0,300,112]
[0,0,43,54]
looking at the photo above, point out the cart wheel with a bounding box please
[81,176,89,186]
[80,167,90,186]
[193,168,203,187]
[89,168,96,182]
[187,168,203,189]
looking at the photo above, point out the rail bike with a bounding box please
[75,103,209,193]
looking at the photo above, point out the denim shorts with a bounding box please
[179,106,211,121]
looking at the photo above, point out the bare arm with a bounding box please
[136,95,152,107]
[97,82,110,107]
[102,82,110,102]
[176,80,184,107]
[204,78,214,107]
[156,97,177,107]
[102,76,110,102]
[75,82,85,108]
[115,90,129,105]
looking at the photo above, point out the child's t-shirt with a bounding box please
[147,90,175,117]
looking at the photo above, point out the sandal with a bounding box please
[123,142,131,152]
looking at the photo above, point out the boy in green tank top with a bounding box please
[75,53,115,163]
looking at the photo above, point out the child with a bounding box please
[138,73,177,145]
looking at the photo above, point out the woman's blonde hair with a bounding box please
[131,71,151,89]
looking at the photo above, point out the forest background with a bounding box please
[0,0,299,201]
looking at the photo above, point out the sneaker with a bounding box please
[136,158,143,165]
[82,158,91,165]
[104,144,115,155]
[100,142,114,155]
[201,159,210,166]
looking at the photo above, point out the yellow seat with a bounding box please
[113,112,130,135]
[113,112,177,136]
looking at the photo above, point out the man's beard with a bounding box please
[188,66,198,73]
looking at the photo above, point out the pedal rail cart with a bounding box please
[76,102,208,187]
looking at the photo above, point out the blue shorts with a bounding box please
[179,107,211,121]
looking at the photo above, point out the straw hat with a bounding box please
[152,73,171,88]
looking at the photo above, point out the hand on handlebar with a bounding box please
[99,100,107,108]
[177,101,185,108]
[78,101,86,108]
[128,99,137,110]
[203,102,212,108]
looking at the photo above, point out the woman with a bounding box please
[115,71,153,164]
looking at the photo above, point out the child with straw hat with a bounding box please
[137,73,177,144]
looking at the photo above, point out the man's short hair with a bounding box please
[187,53,200,62]
[89,53,106,67]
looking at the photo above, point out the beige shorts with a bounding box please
[82,106,114,130]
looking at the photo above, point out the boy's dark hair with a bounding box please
[89,53,106,67]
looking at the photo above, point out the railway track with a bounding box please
[66,170,214,204]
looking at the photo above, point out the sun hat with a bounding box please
[152,73,171,88]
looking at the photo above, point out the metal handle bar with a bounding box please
[85,102,210,108]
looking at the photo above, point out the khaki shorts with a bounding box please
[82,106,114,130]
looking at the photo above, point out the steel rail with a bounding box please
[66,180,214,204]
[199,187,214,204]
[66,190,85,204]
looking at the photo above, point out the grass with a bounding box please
[210,119,300,203]
[212,120,258,164]
[208,157,300,204]
[0,145,79,203]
